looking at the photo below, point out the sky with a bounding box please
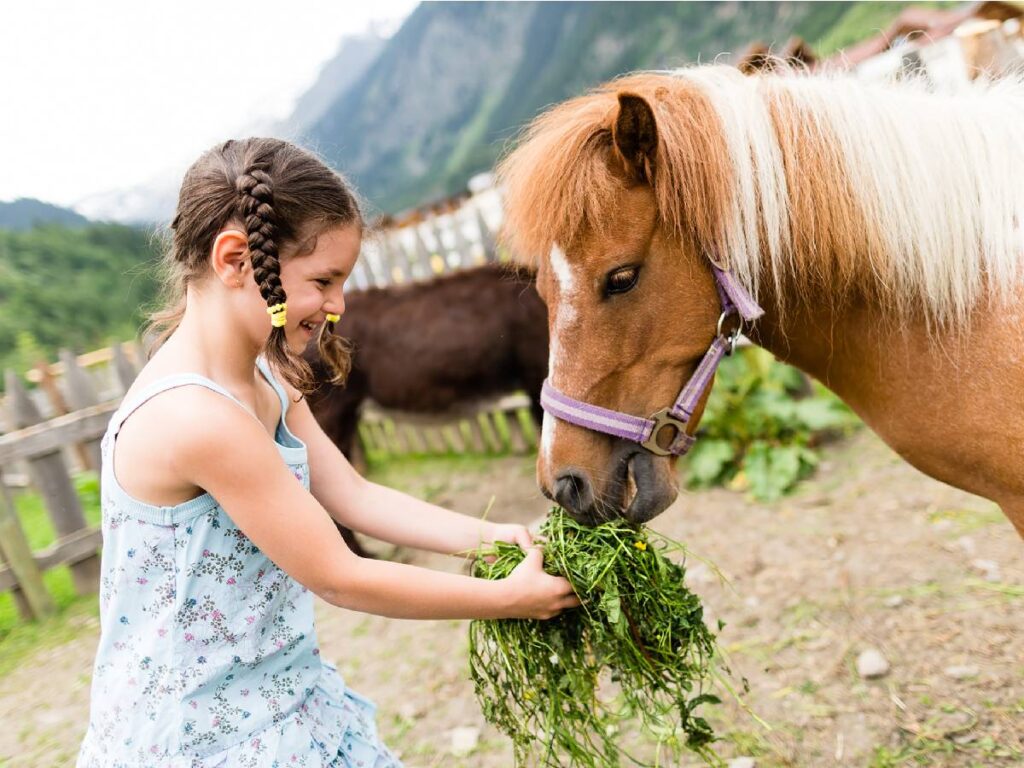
[0,0,418,209]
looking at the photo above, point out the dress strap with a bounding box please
[255,356,291,419]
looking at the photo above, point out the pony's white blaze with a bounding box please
[541,315,560,467]
[540,412,556,467]
[550,244,576,296]
[543,243,580,466]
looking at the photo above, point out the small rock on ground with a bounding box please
[944,664,980,680]
[856,648,890,679]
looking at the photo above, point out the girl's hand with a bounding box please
[483,522,533,550]
[500,547,581,620]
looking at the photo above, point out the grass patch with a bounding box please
[361,406,538,464]
[8,471,101,550]
[364,451,530,495]
[0,598,99,679]
[871,699,1024,766]
[927,506,1006,535]
[0,472,101,636]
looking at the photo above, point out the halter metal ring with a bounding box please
[716,311,741,356]
[641,408,688,457]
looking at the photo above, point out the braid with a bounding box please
[235,164,316,393]
[236,168,285,307]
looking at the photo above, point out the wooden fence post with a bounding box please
[360,241,385,287]
[476,208,498,263]
[430,218,452,273]
[34,360,94,474]
[111,342,138,394]
[3,370,100,595]
[132,338,149,370]
[0,478,55,620]
[60,349,103,473]
[450,209,475,268]
[382,235,407,284]
[411,228,434,279]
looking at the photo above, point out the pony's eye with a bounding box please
[605,266,640,296]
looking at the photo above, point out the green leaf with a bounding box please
[600,580,621,626]
[685,439,736,487]
[744,441,806,501]
[791,398,856,431]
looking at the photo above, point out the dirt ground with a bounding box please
[1,430,1021,767]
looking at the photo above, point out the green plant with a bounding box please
[684,348,860,501]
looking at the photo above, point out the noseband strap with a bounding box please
[541,263,764,457]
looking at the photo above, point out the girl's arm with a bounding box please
[288,386,532,555]
[171,389,576,620]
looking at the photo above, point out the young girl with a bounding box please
[77,138,579,767]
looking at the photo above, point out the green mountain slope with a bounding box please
[0,224,160,379]
[0,199,90,231]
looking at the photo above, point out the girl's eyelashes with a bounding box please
[314,278,332,287]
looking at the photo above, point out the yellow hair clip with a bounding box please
[266,302,287,327]
[325,313,340,323]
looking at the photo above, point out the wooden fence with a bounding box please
[0,342,145,621]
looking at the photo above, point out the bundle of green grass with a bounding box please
[470,508,724,767]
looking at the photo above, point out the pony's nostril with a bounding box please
[552,470,594,516]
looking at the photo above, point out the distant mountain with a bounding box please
[279,31,386,137]
[75,174,182,228]
[0,198,91,230]
[305,1,878,213]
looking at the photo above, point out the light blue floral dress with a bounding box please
[77,357,402,767]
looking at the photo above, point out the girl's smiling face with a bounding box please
[277,224,361,351]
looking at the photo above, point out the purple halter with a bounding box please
[540,264,764,457]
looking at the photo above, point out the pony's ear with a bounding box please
[612,93,658,183]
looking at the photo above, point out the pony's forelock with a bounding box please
[497,95,620,264]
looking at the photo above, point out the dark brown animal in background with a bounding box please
[304,263,548,555]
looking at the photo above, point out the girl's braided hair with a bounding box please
[146,137,360,395]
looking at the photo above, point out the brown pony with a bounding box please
[498,66,1024,537]
[304,263,547,465]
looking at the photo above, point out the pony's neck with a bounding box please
[742,283,865,396]
[742,270,1024,517]
[742,274,948,416]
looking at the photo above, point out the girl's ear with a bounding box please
[211,228,250,286]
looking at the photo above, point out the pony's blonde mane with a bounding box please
[498,65,1024,327]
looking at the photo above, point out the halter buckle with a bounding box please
[641,408,688,457]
